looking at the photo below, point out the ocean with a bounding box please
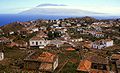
[0,14,120,26]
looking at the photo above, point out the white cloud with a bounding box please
[16,8,31,11]
[36,5,120,15]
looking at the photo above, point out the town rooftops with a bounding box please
[77,60,91,71]
[77,56,109,73]
[30,36,44,40]
[83,41,93,49]
[87,56,108,64]
[0,37,10,43]
[96,39,113,42]
[49,40,64,45]
[111,54,120,60]
[24,52,57,63]
[95,32,104,34]
[104,39,113,42]
[66,47,75,51]
[30,31,47,40]
[94,39,113,45]
[37,52,56,63]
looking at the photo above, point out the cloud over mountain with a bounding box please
[19,4,104,16]
[37,4,67,7]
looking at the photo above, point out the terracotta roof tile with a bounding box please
[66,47,75,51]
[37,52,56,63]
[77,60,91,71]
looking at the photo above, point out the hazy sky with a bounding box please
[1,0,120,15]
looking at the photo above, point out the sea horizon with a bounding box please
[0,14,120,26]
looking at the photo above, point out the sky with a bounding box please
[1,0,120,15]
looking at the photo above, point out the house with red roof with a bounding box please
[24,52,58,72]
[77,56,110,73]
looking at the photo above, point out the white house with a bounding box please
[93,32,104,38]
[40,26,47,31]
[29,36,49,48]
[66,23,71,27]
[56,20,61,24]
[31,28,39,32]
[9,31,15,35]
[71,38,83,42]
[92,42,105,49]
[0,52,4,61]
[77,24,81,27]
[92,39,113,49]
[104,39,113,47]
[52,24,59,28]
[89,31,104,38]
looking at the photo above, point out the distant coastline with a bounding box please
[0,14,120,26]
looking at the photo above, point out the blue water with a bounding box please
[0,14,120,26]
[0,14,72,26]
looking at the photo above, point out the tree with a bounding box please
[47,31,54,40]
[47,31,61,40]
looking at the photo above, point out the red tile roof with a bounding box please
[66,47,75,51]
[37,52,56,63]
[77,60,91,72]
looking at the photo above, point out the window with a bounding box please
[32,42,34,44]
[39,42,42,44]
[36,42,38,45]
[91,63,98,69]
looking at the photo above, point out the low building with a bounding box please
[116,60,120,69]
[92,32,105,38]
[51,24,59,28]
[29,32,49,48]
[0,37,10,43]
[111,54,120,61]
[29,36,49,48]
[0,52,4,61]
[49,40,65,48]
[31,27,39,32]
[40,26,47,31]
[92,39,113,49]
[77,56,110,73]
[24,52,58,72]
[71,38,83,42]
[83,41,93,49]
[88,31,104,38]
[9,31,15,35]
[61,33,71,41]
[8,42,19,47]
[111,54,120,70]
[15,40,28,49]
